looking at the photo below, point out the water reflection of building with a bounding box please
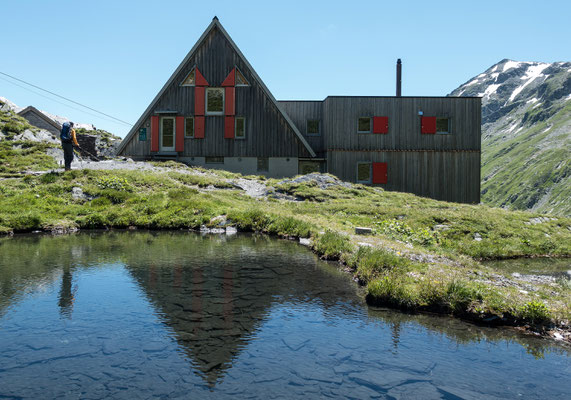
[124,234,361,387]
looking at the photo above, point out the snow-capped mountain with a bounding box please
[450,59,571,216]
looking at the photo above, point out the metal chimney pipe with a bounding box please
[396,59,402,97]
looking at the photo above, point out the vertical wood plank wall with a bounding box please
[123,26,310,159]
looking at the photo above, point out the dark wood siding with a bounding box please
[323,97,481,152]
[278,101,325,156]
[328,150,480,203]
[123,27,310,158]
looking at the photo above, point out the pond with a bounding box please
[0,232,569,399]
[483,257,571,279]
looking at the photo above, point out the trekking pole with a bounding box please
[79,147,101,161]
[74,148,84,169]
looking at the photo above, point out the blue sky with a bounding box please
[1,0,569,137]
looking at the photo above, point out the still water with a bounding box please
[0,232,569,399]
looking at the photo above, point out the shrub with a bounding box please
[519,301,551,324]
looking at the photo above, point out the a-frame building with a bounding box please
[117,17,314,178]
[118,17,482,203]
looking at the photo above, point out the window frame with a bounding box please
[436,117,451,134]
[356,162,372,184]
[206,87,225,115]
[181,67,196,87]
[205,156,224,164]
[235,117,246,139]
[306,119,320,136]
[257,157,269,172]
[357,117,372,134]
[184,117,194,138]
[235,68,250,86]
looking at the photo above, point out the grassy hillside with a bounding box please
[482,101,571,215]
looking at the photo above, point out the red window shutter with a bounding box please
[195,116,205,139]
[224,116,235,139]
[195,87,205,116]
[225,87,235,116]
[222,68,236,87]
[372,162,387,184]
[150,116,159,152]
[195,68,209,86]
[373,116,389,134]
[421,116,436,134]
[175,116,184,152]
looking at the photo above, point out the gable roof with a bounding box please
[118,17,316,157]
[17,106,62,131]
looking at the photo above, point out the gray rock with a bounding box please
[474,232,482,241]
[299,238,311,246]
[433,224,450,231]
[355,227,372,235]
[226,226,237,235]
[279,173,352,190]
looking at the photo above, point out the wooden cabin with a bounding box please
[118,17,481,203]
[18,106,61,136]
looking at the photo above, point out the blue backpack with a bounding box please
[60,122,71,142]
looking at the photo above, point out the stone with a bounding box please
[553,332,564,340]
[433,224,450,231]
[226,226,237,235]
[355,227,372,235]
[357,242,372,248]
[474,232,482,241]
[299,238,311,246]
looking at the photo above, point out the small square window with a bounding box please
[206,156,224,164]
[235,117,245,139]
[307,120,320,135]
[436,117,450,134]
[185,117,194,138]
[357,162,371,183]
[257,157,269,172]
[206,88,224,115]
[358,117,371,133]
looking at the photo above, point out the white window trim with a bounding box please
[356,162,372,184]
[306,119,320,136]
[206,88,224,115]
[357,117,372,134]
[160,116,176,152]
[235,117,246,140]
[184,117,194,138]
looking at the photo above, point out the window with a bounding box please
[357,162,371,183]
[306,120,320,136]
[206,88,224,115]
[182,68,195,86]
[185,117,194,138]
[299,161,321,174]
[257,157,269,172]
[436,117,450,134]
[235,117,246,139]
[236,68,249,86]
[358,117,371,133]
[205,156,224,164]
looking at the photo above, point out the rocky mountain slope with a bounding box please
[450,59,571,216]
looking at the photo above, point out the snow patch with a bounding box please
[502,61,521,72]
[479,84,500,98]
[526,98,539,104]
[40,110,95,131]
[508,63,549,102]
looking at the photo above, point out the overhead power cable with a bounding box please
[0,75,127,126]
[0,71,133,126]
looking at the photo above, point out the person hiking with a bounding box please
[60,121,80,171]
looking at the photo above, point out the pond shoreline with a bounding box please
[3,227,570,345]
